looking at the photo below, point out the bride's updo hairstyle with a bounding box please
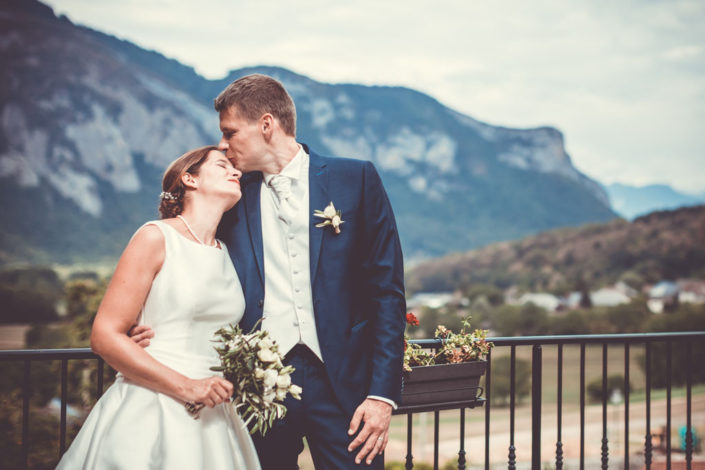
[159,145,219,219]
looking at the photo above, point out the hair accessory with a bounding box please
[160,191,178,201]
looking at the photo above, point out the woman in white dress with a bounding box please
[57,146,260,469]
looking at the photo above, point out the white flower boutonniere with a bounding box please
[314,201,344,234]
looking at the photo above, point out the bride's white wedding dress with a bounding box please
[57,221,260,470]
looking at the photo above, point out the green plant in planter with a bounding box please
[403,313,493,372]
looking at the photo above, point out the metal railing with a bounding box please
[1,332,703,470]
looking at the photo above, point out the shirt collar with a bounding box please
[263,145,308,185]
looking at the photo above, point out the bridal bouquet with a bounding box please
[207,323,302,435]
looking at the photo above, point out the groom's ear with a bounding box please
[260,113,274,140]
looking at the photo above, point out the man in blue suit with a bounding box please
[214,74,406,469]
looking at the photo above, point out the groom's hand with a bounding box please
[127,324,154,347]
[347,398,392,465]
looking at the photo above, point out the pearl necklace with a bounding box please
[177,215,218,248]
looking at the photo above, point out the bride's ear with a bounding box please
[181,172,198,190]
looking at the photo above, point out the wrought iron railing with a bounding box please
[1,331,703,470]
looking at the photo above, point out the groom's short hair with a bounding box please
[214,74,297,137]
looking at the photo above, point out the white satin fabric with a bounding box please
[57,221,260,470]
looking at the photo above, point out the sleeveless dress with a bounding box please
[57,221,261,470]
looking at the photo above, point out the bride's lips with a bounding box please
[228,178,240,186]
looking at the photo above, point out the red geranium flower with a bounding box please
[406,312,419,326]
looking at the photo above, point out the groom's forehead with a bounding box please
[219,106,252,127]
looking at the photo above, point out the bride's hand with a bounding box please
[182,376,234,408]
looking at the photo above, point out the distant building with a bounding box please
[515,293,561,312]
[407,292,458,309]
[560,282,636,310]
[677,279,705,304]
[647,281,679,313]
[590,287,632,307]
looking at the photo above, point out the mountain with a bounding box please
[606,183,705,220]
[406,205,705,294]
[0,0,616,265]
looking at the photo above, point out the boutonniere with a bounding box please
[314,201,344,234]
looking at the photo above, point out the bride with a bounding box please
[57,146,260,469]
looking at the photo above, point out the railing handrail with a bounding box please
[0,347,95,360]
[410,331,705,348]
[2,331,703,360]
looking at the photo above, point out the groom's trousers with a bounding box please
[252,344,384,470]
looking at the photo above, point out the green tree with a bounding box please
[586,374,631,404]
[489,355,531,406]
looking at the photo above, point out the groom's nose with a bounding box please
[217,138,228,151]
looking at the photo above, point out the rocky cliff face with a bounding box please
[0,1,615,264]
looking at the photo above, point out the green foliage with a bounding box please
[464,283,504,306]
[489,355,531,406]
[638,303,705,387]
[586,374,631,404]
[0,267,62,323]
[64,279,107,343]
[407,205,705,294]
[417,307,466,338]
[0,394,79,470]
[489,303,549,337]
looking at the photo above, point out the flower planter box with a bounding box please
[401,360,487,406]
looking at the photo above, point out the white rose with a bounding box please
[263,390,276,404]
[331,215,341,227]
[257,348,277,363]
[263,369,278,388]
[289,384,302,398]
[254,368,265,379]
[258,337,274,350]
[276,374,291,389]
[323,202,336,218]
[275,388,287,401]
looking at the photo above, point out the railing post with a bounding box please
[508,345,516,470]
[580,343,586,470]
[484,349,491,470]
[601,343,609,470]
[60,358,68,455]
[458,408,466,470]
[531,344,542,470]
[686,340,693,470]
[645,342,652,470]
[405,413,413,470]
[556,344,564,470]
[22,359,31,470]
[434,410,440,470]
[624,343,630,469]
[666,340,672,469]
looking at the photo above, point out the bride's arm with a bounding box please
[90,225,232,408]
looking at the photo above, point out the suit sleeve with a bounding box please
[360,161,406,402]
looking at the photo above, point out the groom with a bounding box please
[215,74,406,469]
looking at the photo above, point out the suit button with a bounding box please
[258,299,264,308]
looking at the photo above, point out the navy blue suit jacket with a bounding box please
[217,145,406,415]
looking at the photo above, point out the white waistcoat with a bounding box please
[260,147,323,361]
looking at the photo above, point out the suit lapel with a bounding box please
[243,173,265,286]
[309,151,328,282]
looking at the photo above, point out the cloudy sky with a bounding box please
[46,0,705,193]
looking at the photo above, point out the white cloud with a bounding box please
[46,0,705,193]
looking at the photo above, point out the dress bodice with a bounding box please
[137,220,245,378]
